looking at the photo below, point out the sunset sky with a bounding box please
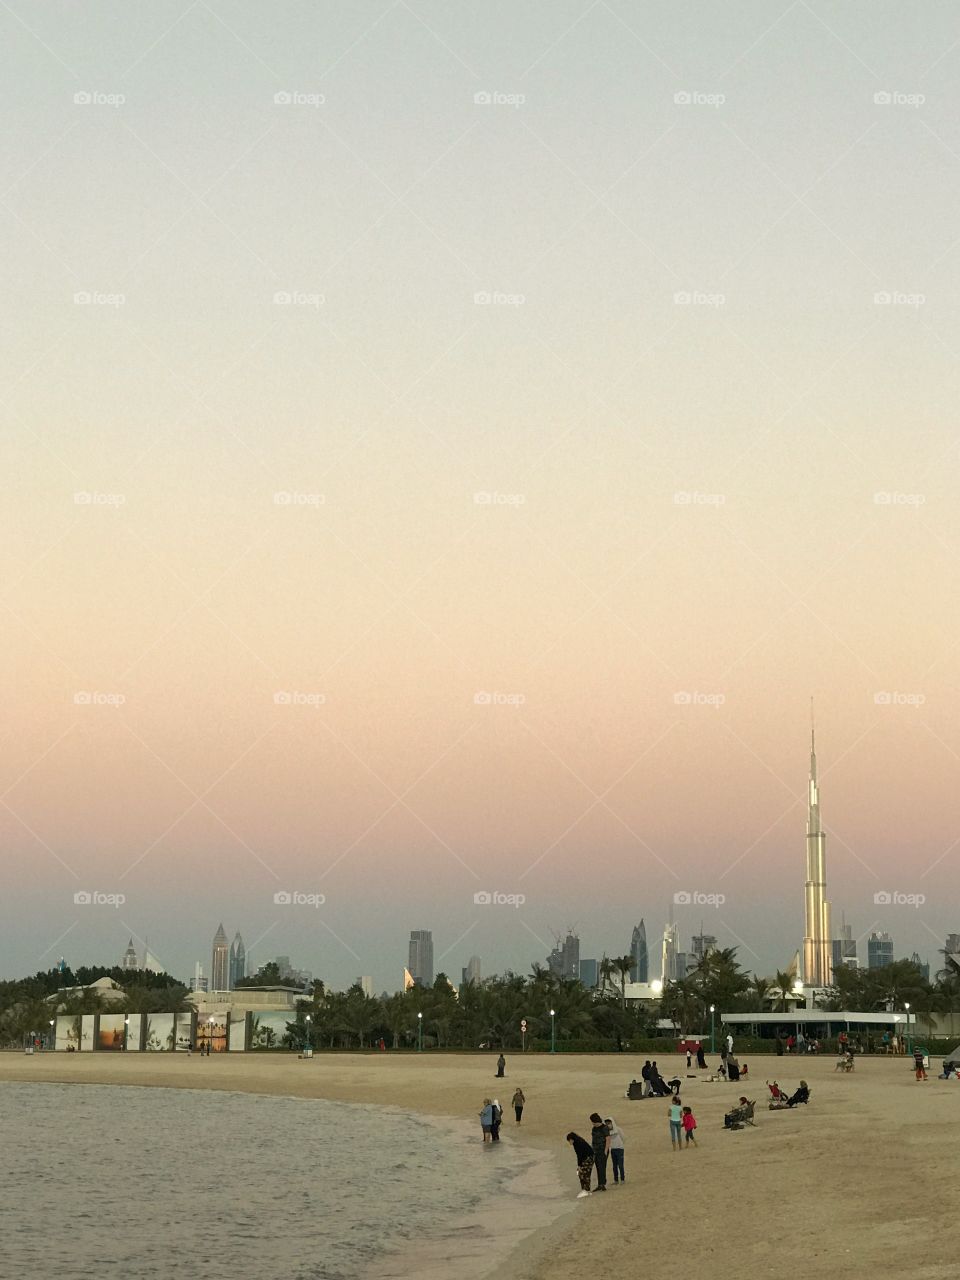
[3,1,960,989]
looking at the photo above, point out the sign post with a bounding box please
[520,1018,527,1052]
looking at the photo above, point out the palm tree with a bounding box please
[612,955,634,1009]
[771,970,797,1013]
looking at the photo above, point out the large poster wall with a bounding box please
[55,1015,81,1051]
[228,1014,247,1051]
[97,1014,126,1051]
[125,1013,144,1050]
[144,1013,174,1051]
[80,1015,96,1050]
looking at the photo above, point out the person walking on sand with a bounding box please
[605,1117,625,1183]
[480,1099,494,1142]
[682,1105,698,1148]
[669,1095,683,1151]
[512,1087,525,1123]
[566,1132,594,1199]
[589,1113,610,1190]
[491,1099,503,1141]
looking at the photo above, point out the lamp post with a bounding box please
[904,1003,911,1057]
[549,1008,556,1054]
[417,1011,423,1053]
[123,1016,129,1052]
[709,1004,715,1054]
[305,1014,311,1055]
[208,1016,215,1056]
[49,1019,55,1052]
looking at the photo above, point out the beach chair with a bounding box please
[724,1099,756,1130]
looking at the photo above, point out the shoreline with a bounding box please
[1,1052,954,1280]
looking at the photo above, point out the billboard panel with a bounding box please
[80,1014,96,1050]
[98,1014,126,1051]
[125,1013,144,1051]
[56,1015,81,1051]
[228,1014,247,1051]
[144,1013,174,1051]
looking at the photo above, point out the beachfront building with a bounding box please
[211,924,229,991]
[867,931,894,969]
[408,931,434,986]
[802,712,833,988]
[629,921,648,981]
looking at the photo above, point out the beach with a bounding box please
[0,1051,954,1279]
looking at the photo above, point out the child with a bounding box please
[914,1047,927,1081]
[682,1105,697,1147]
[669,1095,683,1151]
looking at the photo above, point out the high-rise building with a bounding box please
[211,924,229,991]
[630,921,648,982]
[355,976,374,997]
[690,931,717,964]
[675,952,689,981]
[460,955,481,986]
[660,920,679,984]
[867,931,894,969]
[228,932,246,988]
[945,934,960,962]
[408,930,434,986]
[832,915,858,970]
[191,961,208,993]
[547,933,580,980]
[909,952,930,981]
[802,709,832,987]
[579,958,599,989]
[121,938,138,971]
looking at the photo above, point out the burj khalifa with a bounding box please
[802,710,832,987]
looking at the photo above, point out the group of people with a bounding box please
[479,1087,526,1140]
[565,1114,627,1197]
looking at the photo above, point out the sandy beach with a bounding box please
[1,1051,954,1279]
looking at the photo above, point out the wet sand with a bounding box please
[1,1050,954,1279]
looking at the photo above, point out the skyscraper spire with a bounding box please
[802,703,832,987]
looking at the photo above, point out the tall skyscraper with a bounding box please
[460,955,481,986]
[630,921,648,982]
[909,952,930,981]
[690,931,717,964]
[945,933,960,960]
[356,976,374,997]
[867,931,894,969]
[660,918,679,984]
[121,938,138,971]
[579,958,599,989]
[228,932,246,988]
[832,914,858,970]
[211,923,229,991]
[191,961,208,993]
[408,930,434,986]
[547,933,580,980]
[802,710,832,987]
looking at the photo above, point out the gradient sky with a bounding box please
[3,1,960,990]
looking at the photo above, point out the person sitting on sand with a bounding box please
[724,1096,752,1128]
[480,1099,494,1142]
[786,1081,810,1107]
[566,1132,595,1199]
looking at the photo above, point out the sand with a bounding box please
[1,1050,954,1279]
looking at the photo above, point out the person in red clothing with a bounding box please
[681,1106,698,1148]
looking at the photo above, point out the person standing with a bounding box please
[512,1087,525,1123]
[589,1113,610,1190]
[641,1059,652,1097]
[726,1031,734,1056]
[491,1099,503,1141]
[682,1106,698,1148]
[669,1095,683,1151]
[686,1046,692,1069]
[566,1132,594,1199]
[496,1053,506,1078]
[480,1098,494,1142]
[605,1117,625,1183]
[696,1042,707,1069]
[914,1047,927,1081]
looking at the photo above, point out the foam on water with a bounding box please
[0,1082,564,1280]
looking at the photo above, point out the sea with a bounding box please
[0,1082,567,1280]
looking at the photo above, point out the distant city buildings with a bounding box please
[832,916,858,970]
[867,931,894,970]
[548,932,580,980]
[211,924,229,991]
[460,955,481,986]
[630,921,648,982]
[274,955,312,987]
[121,939,138,971]
[408,931,434,987]
[909,952,930,980]
[690,931,717,964]
[229,932,246,988]
[579,958,599,989]
[945,934,960,965]
[191,961,208,993]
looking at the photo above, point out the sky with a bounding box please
[3,1,960,991]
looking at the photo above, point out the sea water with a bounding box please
[0,1082,564,1280]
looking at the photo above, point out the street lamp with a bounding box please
[549,1008,556,1055]
[208,1016,215,1056]
[709,1005,716,1054]
[49,1019,55,1052]
[123,1016,129,1052]
[904,1002,911,1057]
[417,1011,423,1053]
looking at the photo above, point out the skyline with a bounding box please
[3,4,960,990]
